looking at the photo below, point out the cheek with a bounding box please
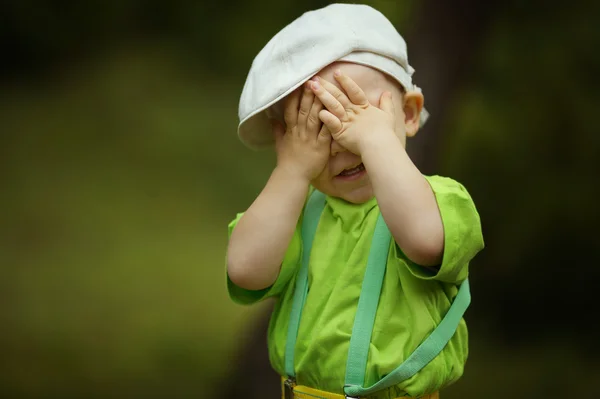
[311,171,329,189]
[310,167,335,194]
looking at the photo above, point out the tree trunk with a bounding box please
[406,1,502,173]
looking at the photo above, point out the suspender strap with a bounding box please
[343,214,391,389]
[344,278,471,397]
[284,190,326,378]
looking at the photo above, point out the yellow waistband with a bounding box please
[281,378,439,399]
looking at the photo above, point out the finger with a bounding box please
[313,76,351,109]
[283,88,301,127]
[318,109,343,134]
[311,80,346,120]
[307,96,324,135]
[334,70,369,106]
[379,91,395,116]
[297,83,315,131]
[317,124,331,143]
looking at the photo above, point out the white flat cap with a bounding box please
[238,3,428,150]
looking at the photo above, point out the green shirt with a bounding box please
[227,175,484,398]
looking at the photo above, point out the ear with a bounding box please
[403,91,424,137]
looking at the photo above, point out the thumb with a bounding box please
[379,91,395,116]
[317,125,331,143]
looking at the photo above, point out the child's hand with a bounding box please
[309,71,395,155]
[272,83,331,182]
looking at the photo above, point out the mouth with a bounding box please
[336,163,366,180]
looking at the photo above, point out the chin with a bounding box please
[338,184,374,204]
[312,175,375,204]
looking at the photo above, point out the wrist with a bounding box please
[273,164,312,187]
[359,127,400,155]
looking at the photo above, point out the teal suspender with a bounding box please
[343,215,390,391]
[284,190,471,397]
[284,190,327,378]
[345,280,471,397]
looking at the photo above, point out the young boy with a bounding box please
[226,4,484,399]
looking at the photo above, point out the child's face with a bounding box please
[305,62,418,204]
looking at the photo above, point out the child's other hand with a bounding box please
[309,71,395,155]
[272,83,331,182]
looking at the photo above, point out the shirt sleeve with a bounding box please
[226,212,303,305]
[395,175,484,284]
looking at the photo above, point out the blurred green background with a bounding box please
[1,1,599,398]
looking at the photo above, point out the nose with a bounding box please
[330,139,346,156]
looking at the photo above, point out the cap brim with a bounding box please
[238,58,429,150]
[238,74,316,150]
